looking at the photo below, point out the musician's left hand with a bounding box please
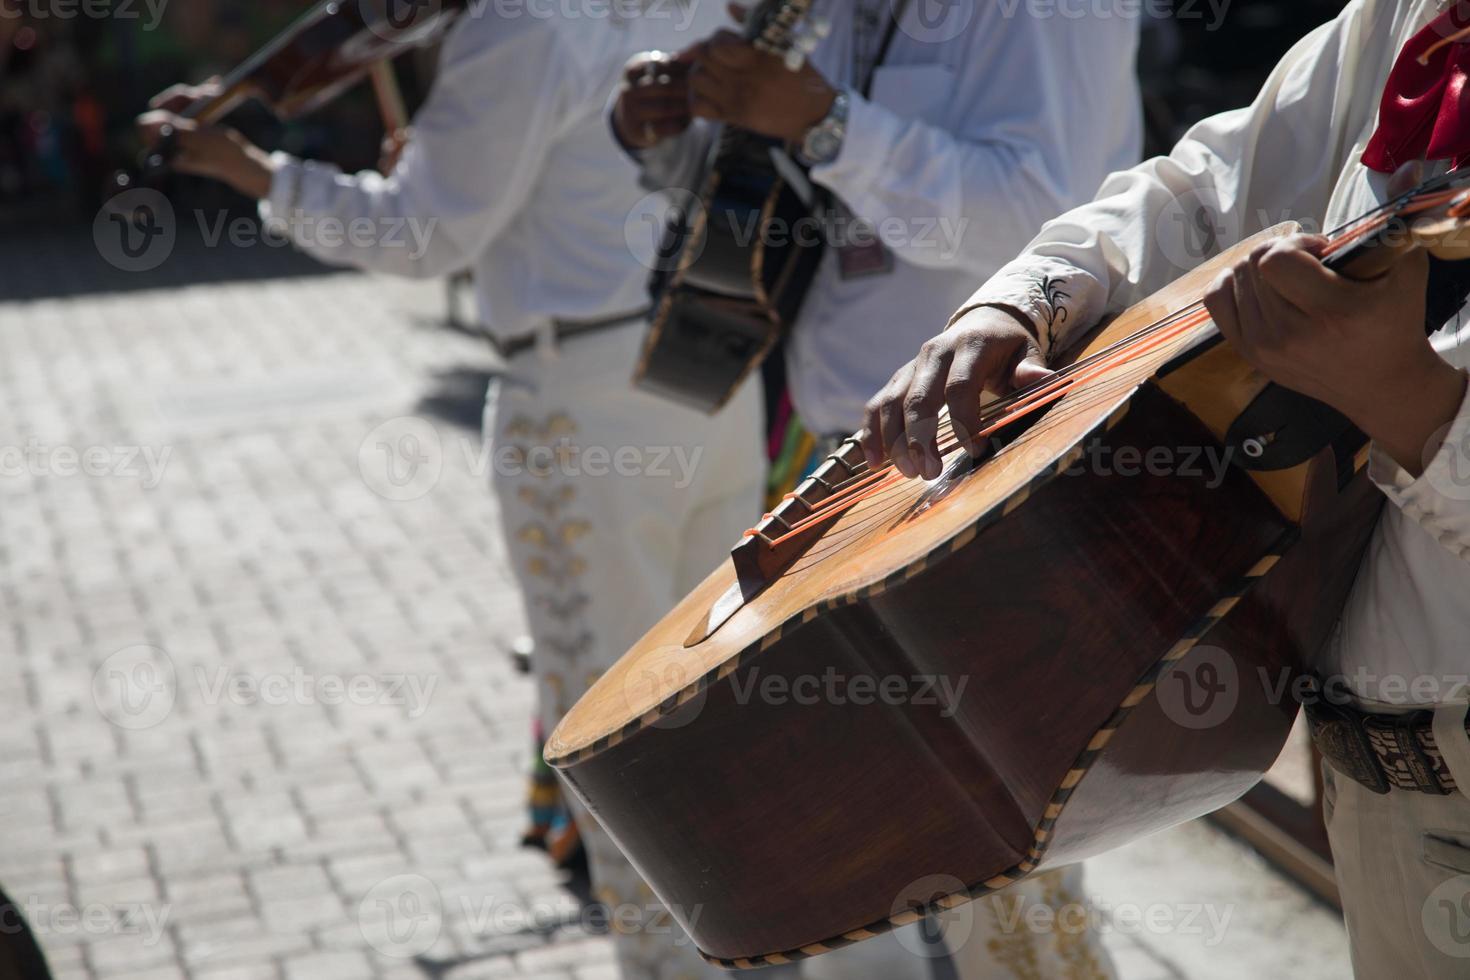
[1204,233,1468,476]
[137,85,275,202]
[687,29,837,144]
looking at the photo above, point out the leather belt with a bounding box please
[491,308,649,360]
[1303,679,1465,795]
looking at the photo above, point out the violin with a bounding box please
[114,0,469,194]
[545,170,1470,969]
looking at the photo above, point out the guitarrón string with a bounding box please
[746,178,1470,548]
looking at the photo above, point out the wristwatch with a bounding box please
[800,90,850,166]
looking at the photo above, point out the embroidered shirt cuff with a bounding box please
[947,259,1103,355]
[259,151,304,230]
[1369,370,1470,559]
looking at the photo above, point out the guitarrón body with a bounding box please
[550,178,1470,968]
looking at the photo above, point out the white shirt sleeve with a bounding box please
[1368,374,1470,561]
[949,0,1380,353]
[260,14,582,280]
[810,11,1142,280]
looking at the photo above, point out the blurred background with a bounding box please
[0,0,438,229]
[0,0,1346,233]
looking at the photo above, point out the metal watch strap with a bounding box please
[799,91,849,165]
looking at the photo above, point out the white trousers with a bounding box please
[486,324,1114,980]
[1325,737,1470,977]
[487,322,765,980]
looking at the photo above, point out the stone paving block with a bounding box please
[161,872,255,926]
[84,931,179,975]
[293,811,397,860]
[72,875,163,913]
[280,950,371,980]
[571,966,618,980]
[441,960,526,980]
[190,966,280,980]
[103,968,187,980]
[387,802,475,841]
[405,834,491,872]
[176,916,314,972]
[221,795,310,855]
[69,846,151,886]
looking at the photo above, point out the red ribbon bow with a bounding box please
[1363,5,1470,174]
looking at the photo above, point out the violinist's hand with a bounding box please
[688,28,836,144]
[137,83,274,201]
[612,50,695,151]
[149,80,223,115]
[861,308,1055,480]
[1203,233,1468,476]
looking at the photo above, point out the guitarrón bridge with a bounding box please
[684,438,865,647]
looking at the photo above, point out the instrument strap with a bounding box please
[858,0,911,98]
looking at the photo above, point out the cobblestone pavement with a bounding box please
[0,233,1349,980]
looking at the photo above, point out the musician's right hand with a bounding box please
[613,50,695,151]
[861,308,1054,480]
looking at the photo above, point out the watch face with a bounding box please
[808,131,840,163]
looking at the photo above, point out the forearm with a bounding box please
[1359,357,1469,477]
[1366,351,1470,562]
[262,153,470,279]
[217,139,274,201]
[953,6,1371,356]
